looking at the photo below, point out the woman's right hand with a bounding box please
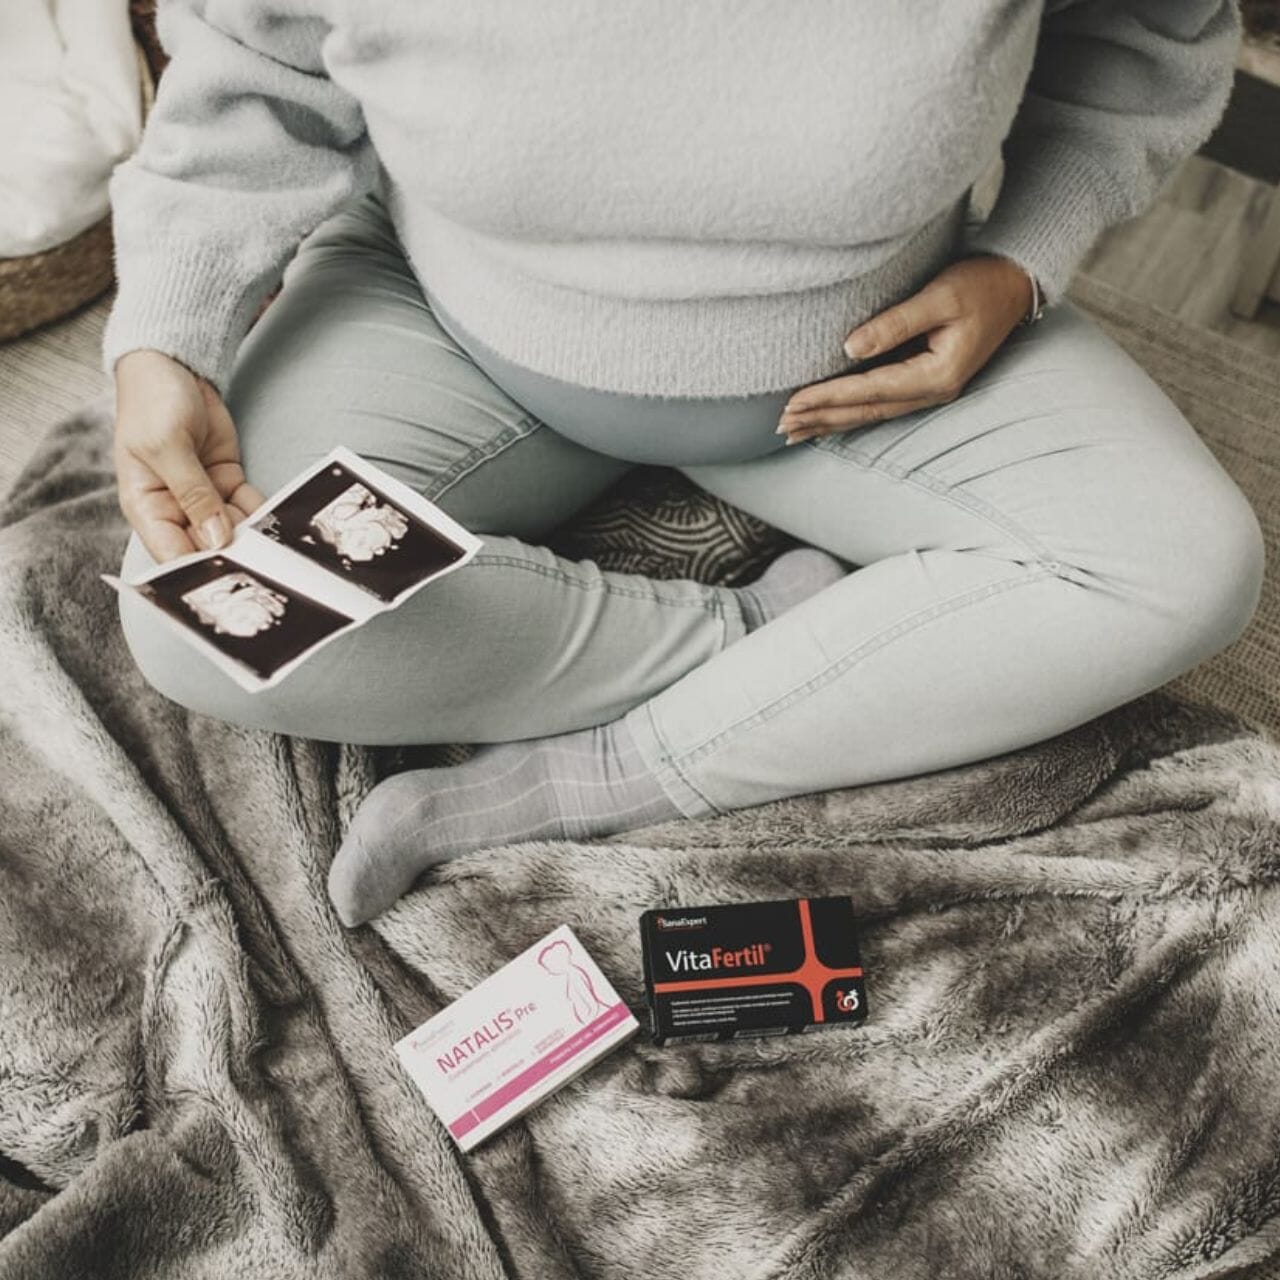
[113,349,266,563]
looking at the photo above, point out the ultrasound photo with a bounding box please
[250,462,468,603]
[136,555,353,682]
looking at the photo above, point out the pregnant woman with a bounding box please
[107,1,1264,927]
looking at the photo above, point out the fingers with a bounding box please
[222,483,268,525]
[782,398,938,444]
[112,352,266,563]
[842,278,958,359]
[137,513,203,563]
[781,307,980,440]
[779,257,1028,444]
[199,377,266,516]
[226,478,268,518]
[115,434,230,561]
[781,351,952,427]
[145,437,232,552]
[114,452,202,561]
[117,446,263,562]
[120,460,260,561]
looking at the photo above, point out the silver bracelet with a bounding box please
[1020,270,1045,327]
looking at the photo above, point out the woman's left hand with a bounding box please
[776,254,1035,445]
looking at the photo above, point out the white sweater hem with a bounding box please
[397,192,972,399]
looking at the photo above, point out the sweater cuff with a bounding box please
[961,134,1128,306]
[101,239,269,395]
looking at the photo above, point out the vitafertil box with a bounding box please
[640,897,869,1045]
[394,925,639,1151]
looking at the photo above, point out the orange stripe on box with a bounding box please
[651,967,864,995]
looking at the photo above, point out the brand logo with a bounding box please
[655,914,708,931]
[834,988,860,1013]
[663,942,771,973]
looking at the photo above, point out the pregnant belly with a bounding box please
[424,285,791,467]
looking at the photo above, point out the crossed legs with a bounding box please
[115,200,1266,924]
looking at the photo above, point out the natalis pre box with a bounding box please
[395,925,639,1151]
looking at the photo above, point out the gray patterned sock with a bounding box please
[734,546,847,632]
[328,717,680,926]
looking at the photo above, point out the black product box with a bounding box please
[640,897,869,1044]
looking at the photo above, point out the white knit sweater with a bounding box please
[102,0,1241,398]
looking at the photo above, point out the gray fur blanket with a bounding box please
[3,401,1280,1280]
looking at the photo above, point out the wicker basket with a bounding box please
[0,41,155,343]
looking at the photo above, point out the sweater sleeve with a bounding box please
[101,0,378,394]
[963,0,1241,304]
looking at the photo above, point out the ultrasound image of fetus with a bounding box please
[138,555,353,682]
[182,572,288,637]
[252,462,466,603]
[308,482,410,564]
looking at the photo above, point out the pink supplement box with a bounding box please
[394,925,639,1152]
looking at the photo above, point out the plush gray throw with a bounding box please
[2,402,1279,1280]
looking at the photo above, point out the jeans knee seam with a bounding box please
[671,564,1059,768]
[423,413,545,502]
[468,553,731,618]
[810,435,1068,570]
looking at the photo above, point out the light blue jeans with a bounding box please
[118,193,1265,818]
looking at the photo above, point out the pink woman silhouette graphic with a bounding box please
[537,939,609,1025]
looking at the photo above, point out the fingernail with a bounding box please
[844,337,871,359]
[784,434,802,446]
[202,513,228,550]
[775,421,789,434]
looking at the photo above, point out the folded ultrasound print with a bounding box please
[103,447,484,691]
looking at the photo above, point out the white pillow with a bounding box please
[0,0,143,257]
